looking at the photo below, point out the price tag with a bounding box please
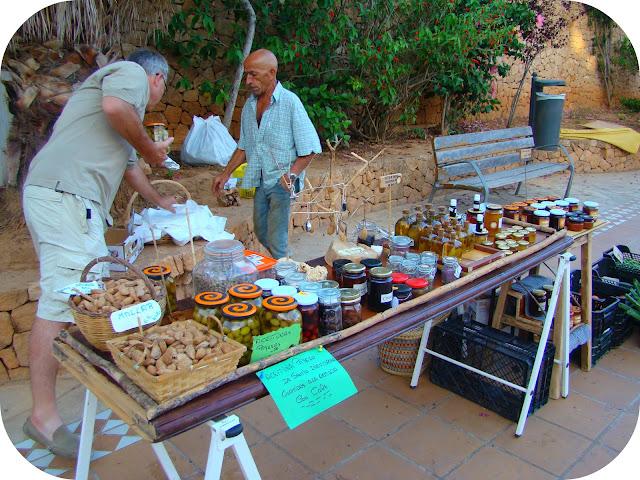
[250,324,302,363]
[611,246,624,263]
[379,173,402,188]
[454,265,462,278]
[57,281,104,296]
[110,300,161,333]
[520,148,533,160]
[257,348,357,429]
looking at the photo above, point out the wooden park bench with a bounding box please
[429,126,574,203]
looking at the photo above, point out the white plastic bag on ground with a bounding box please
[181,115,236,166]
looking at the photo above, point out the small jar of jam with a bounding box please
[368,267,393,312]
[441,256,461,284]
[549,209,566,231]
[406,277,430,297]
[564,197,580,212]
[503,205,520,221]
[341,263,367,299]
[532,289,547,316]
[295,292,319,342]
[554,199,570,211]
[533,210,550,227]
[340,288,362,329]
[392,283,413,305]
[255,278,279,298]
[567,215,584,232]
[517,240,530,251]
[582,201,599,219]
[523,205,537,223]
[390,235,413,257]
[332,259,351,284]
[582,215,595,229]
[391,272,409,285]
[524,226,537,243]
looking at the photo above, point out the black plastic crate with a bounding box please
[429,319,555,422]
[592,257,634,290]
[601,245,640,284]
[570,291,620,338]
[571,269,631,298]
[571,327,613,367]
[611,308,634,348]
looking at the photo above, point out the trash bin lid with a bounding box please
[535,92,566,100]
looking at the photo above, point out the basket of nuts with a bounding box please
[107,319,246,403]
[68,256,167,351]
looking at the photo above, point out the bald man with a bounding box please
[212,49,321,259]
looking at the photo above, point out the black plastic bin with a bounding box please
[570,271,622,338]
[429,319,555,422]
[602,245,640,284]
[572,327,613,367]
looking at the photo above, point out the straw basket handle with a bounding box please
[124,180,192,221]
[80,256,158,301]
[206,315,228,341]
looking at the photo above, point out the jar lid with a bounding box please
[222,302,257,318]
[549,209,566,216]
[481,241,494,247]
[272,285,298,297]
[555,200,569,207]
[505,251,514,256]
[540,201,556,208]
[228,283,263,299]
[255,278,279,291]
[582,215,594,222]
[564,197,579,204]
[361,258,382,269]
[504,205,519,211]
[369,266,392,278]
[275,260,298,273]
[542,284,554,292]
[284,271,307,282]
[442,256,459,265]
[532,289,546,297]
[298,281,322,293]
[525,226,537,232]
[332,258,351,269]
[294,291,318,306]
[343,263,366,274]
[518,240,530,246]
[495,233,508,240]
[262,295,298,311]
[195,291,229,306]
[391,272,409,284]
[406,278,428,289]
[534,209,550,217]
[339,288,361,302]
[142,265,171,280]
[317,288,341,303]
[320,280,340,289]
[204,239,244,256]
[486,203,503,211]
[497,245,511,251]
[568,216,584,223]
[393,284,412,296]
[144,121,167,127]
[511,225,523,231]
[530,203,546,210]
[583,200,599,208]
[506,240,518,247]
[390,235,412,247]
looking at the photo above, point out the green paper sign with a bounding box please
[250,324,302,363]
[257,348,357,429]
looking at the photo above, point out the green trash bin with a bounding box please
[533,92,565,151]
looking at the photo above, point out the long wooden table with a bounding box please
[53,231,573,445]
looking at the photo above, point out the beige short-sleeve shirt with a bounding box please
[25,61,149,222]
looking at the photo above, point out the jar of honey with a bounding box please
[533,210,550,228]
[554,199,570,211]
[503,205,520,221]
[525,226,537,243]
[523,205,537,223]
[582,201,599,219]
[549,209,566,231]
[564,197,580,212]
[484,204,503,239]
[582,215,595,229]
[567,215,584,232]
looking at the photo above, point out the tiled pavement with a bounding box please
[1,170,639,479]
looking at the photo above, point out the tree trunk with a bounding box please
[506,58,534,128]
[223,0,256,129]
[440,94,450,135]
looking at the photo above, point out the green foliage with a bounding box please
[620,97,640,112]
[614,37,639,73]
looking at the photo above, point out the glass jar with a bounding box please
[193,240,258,295]
[320,280,340,290]
[317,288,343,335]
[387,255,404,272]
[533,210,550,227]
[341,263,367,299]
[583,215,595,229]
[332,259,351,284]
[275,260,298,285]
[193,291,230,329]
[395,209,412,236]
[228,283,263,312]
[400,259,418,278]
[390,235,413,257]
[525,226,537,243]
[484,204,503,239]
[340,288,362,329]
[420,251,438,268]
[503,205,520,221]
[549,209,566,231]
[582,201,599,219]
[260,296,302,335]
[295,292,319,342]
[540,200,556,210]
[567,215,584,232]
[367,267,393,312]
[143,265,176,313]
[530,202,546,211]
[255,278,279,298]
[554,199,570,211]
[272,285,298,297]
[283,271,307,289]
[221,303,259,365]
[392,284,412,305]
[517,240,530,251]
[441,256,461,284]
[298,281,322,294]
[416,264,436,284]
[391,272,409,285]
[564,197,580,212]
[406,277,430,296]
[531,289,547,316]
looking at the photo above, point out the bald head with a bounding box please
[244,49,278,98]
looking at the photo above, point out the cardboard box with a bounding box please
[105,228,144,272]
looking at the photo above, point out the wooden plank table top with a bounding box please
[53,232,573,443]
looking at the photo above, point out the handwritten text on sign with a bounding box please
[257,348,357,429]
[57,281,104,295]
[250,324,301,363]
[110,300,161,333]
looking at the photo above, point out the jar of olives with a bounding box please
[228,283,263,312]
[295,292,319,342]
[260,296,302,337]
[317,288,343,335]
[221,303,260,365]
[193,291,229,329]
[143,265,176,314]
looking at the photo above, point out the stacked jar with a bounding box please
[221,303,260,365]
[228,283,263,314]
[340,288,362,328]
[317,288,343,335]
[260,296,302,337]
[341,263,368,299]
[193,291,229,330]
[254,278,279,298]
[295,292,320,342]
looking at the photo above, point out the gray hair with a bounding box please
[126,49,169,80]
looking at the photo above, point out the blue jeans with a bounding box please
[253,182,291,259]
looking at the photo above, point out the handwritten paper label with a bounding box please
[250,324,301,363]
[379,173,402,188]
[57,281,104,296]
[520,148,533,160]
[257,348,357,429]
[110,300,161,333]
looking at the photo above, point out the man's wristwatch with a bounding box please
[288,172,298,185]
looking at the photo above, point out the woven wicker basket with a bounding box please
[68,256,166,352]
[378,326,427,377]
[107,319,246,403]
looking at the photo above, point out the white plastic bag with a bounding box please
[181,115,236,166]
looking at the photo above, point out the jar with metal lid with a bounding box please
[503,205,520,221]
[332,259,351,284]
[390,235,413,257]
[517,240,530,251]
[522,205,537,223]
[221,303,259,365]
[484,204,503,239]
[494,232,509,243]
[554,199,570,211]
[275,260,298,285]
[228,283,263,312]
[298,281,322,294]
[193,239,258,295]
[317,288,343,335]
[549,209,566,231]
[525,226,537,243]
[340,288,362,329]
[295,292,319,342]
[441,256,461,284]
[361,258,382,273]
[481,240,494,248]
[531,289,547,316]
[283,271,307,289]
[529,202,546,211]
[260,296,302,335]
[533,209,550,227]
[582,201,599,219]
[583,215,595,229]
[540,200,556,210]
[406,277,430,296]
[567,215,584,232]
[320,280,340,290]
[392,284,412,306]
[193,291,229,329]
[497,245,511,255]
[255,278,279,298]
[341,263,367,299]
[542,284,554,302]
[272,285,297,297]
[368,266,393,312]
[143,265,176,313]
[564,197,580,212]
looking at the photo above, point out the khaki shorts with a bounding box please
[23,185,109,323]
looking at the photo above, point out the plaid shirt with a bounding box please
[238,82,322,188]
